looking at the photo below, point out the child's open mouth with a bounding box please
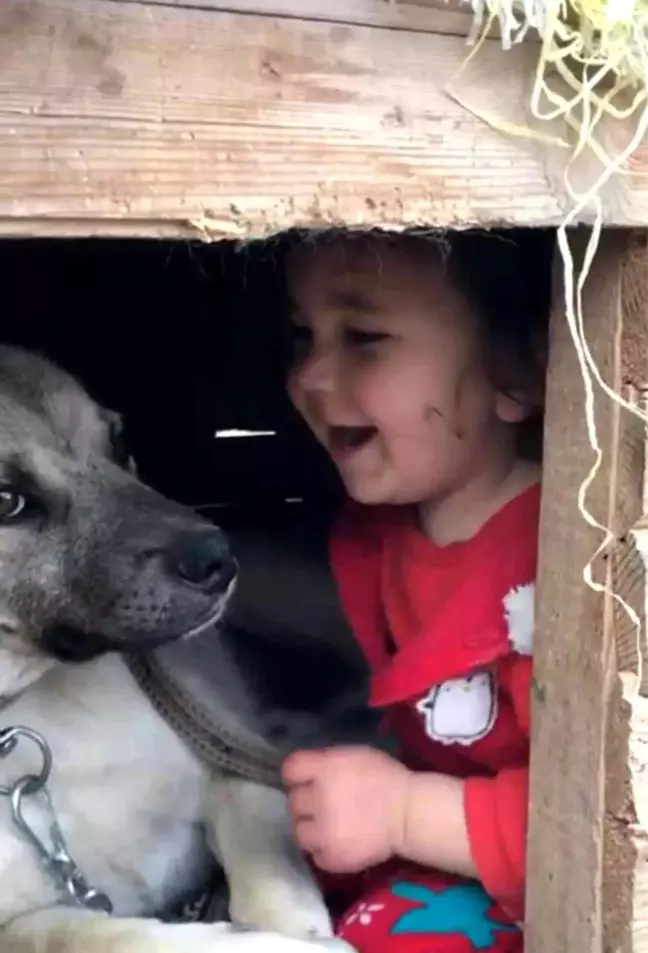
[328,425,378,456]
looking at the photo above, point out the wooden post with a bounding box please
[526,229,648,953]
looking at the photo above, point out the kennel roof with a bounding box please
[0,0,647,239]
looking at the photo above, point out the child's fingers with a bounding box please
[281,749,326,786]
[287,784,316,821]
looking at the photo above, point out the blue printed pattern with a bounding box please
[389,882,519,950]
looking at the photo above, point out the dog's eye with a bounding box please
[0,489,26,522]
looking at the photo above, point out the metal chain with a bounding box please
[0,725,113,914]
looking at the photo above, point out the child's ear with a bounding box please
[495,360,546,423]
[495,392,533,424]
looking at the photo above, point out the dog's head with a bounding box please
[0,346,237,677]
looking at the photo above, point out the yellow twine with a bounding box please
[449,0,648,696]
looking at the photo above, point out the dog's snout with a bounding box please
[170,530,236,593]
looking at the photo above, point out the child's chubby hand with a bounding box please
[281,745,410,874]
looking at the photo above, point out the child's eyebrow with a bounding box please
[326,290,378,314]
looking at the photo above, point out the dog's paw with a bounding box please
[5,914,354,953]
[115,921,236,953]
[202,932,358,953]
[314,940,358,953]
[228,880,333,940]
[4,912,238,953]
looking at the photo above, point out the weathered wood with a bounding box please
[0,0,647,238]
[131,0,479,38]
[527,230,648,953]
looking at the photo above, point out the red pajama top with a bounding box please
[329,484,540,922]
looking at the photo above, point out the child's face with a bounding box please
[286,238,526,507]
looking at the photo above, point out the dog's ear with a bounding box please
[100,408,137,475]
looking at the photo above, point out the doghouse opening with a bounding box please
[0,226,557,922]
[0,228,556,533]
[0,235,345,530]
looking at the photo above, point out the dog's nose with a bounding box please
[170,530,237,593]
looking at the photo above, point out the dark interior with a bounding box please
[0,226,557,532]
[0,231,555,918]
[0,236,343,528]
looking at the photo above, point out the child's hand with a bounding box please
[281,745,410,874]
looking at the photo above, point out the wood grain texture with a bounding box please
[0,0,647,238]
[124,0,479,38]
[527,231,648,953]
[604,236,648,953]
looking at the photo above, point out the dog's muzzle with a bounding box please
[168,529,237,595]
[39,528,238,663]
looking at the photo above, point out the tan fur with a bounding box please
[0,347,347,953]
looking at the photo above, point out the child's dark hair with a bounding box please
[439,227,553,461]
[440,227,552,404]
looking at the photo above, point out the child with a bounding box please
[280,228,552,953]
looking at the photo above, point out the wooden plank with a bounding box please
[118,0,478,38]
[0,0,647,239]
[607,242,648,953]
[526,230,648,953]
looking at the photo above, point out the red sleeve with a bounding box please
[463,654,531,921]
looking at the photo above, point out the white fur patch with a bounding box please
[503,583,535,655]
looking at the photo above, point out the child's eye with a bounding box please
[346,330,390,347]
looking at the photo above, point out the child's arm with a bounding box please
[394,761,528,918]
[282,745,476,878]
[394,770,475,877]
[282,655,531,920]
[400,657,531,917]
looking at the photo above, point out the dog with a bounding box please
[0,345,367,953]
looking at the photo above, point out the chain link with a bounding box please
[0,725,113,914]
[0,726,52,795]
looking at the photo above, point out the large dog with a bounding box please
[0,345,368,953]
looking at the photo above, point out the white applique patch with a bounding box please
[503,583,535,656]
[415,671,497,746]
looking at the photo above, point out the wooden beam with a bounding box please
[526,230,648,953]
[119,0,478,38]
[0,0,647,239]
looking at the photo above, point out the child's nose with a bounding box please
[296,346,337,394]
